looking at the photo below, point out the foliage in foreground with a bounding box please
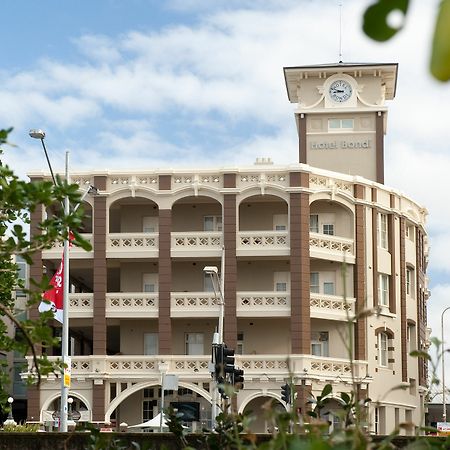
[0,128,91,411]
[362,0,450,81]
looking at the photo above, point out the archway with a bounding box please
[241,394,286,433]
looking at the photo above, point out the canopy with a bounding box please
[128,413,168,429]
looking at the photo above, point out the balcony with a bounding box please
[42,234,93,259]
[26,354,368,384]
[171,292,219,318]
[310,293,356,321]
[171,232,222,257]
[237,231,289,257]
[107,233,158,258]
[68,293,158,318]
[309,233,355,263]
[237,291,290,317]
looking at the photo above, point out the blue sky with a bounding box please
[2,0,449,397]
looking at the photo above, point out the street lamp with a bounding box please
[4,396,16,426]
[29,129,97,432]
[441,306,450,422]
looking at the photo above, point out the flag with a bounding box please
[39,233,74,323]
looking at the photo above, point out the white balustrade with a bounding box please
[171,292,219,317]
[309,175,353,193]
[238,231,289,250]
[106,293,158,318]
[108,233,158,252]
[171,232,222,250]
[237,292,290,317]
[69,293,93,317]
[107,175,158,190]
[309,232,354,260]
[310,293,355,317]
[43,233,93,256]
[25,354,368,382]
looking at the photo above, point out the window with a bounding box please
[311,331,329,356]
[144,333,158,355]
[185,333,204,355]
[309,214,319,233]
[310,272,320,294]
[374,406,386,434]
[204,273,216,292]
[406,224,415,242]
[378,332,388,367]
[274,272,289,292]
[378,274,389,307]
[143,399,157,421]
[407,323,416,352]
[323,282,335,295]
[322,224,334,235]
[236,332,244,355]
[328,118,354,130]
[406,267,414,297]
[203,216,222,232]
[143,273,157,293]
[409,378,416,395]
[142,216,158,233]
[378,213,388,249]
[273,214,288,231]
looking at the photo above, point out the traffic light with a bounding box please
[232,367,244,390]
[281,383,291,404]
[213,344,224,381]
[222,345,235,376]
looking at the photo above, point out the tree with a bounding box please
[363,0,450,81]
[0,128,90,410]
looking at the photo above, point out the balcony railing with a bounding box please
[310,293,355,320]
[70,293,94,318]
[107,233,158,256]
[171,232,222,256]
[42,233,93,258]
[171,292,219,317]
[309,232,355,262]
[28,354,367,383]
[237,231,289,255]
[106,293,158,318]
[237,291,290,317]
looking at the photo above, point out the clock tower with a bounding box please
[283,63,398,183]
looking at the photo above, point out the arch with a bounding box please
[374,326,395,339]
[309,192,355,216]
[40,391,91,422]
[104,381,212,422]
[170,189,224,207]
[107,188,159,209]
[237,188,289,205]
[238,391,287,414]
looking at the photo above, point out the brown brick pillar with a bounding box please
[223,173,237,348]
[416,228,427,387]
[399,217,407,382]
[92,176,107,423]
[290,172,310,354]
[158,209,172,354]
[26,385,40,422]
[298,114,307,164]
[93,176,107,355]
[376,112,384,184]
[371,188,378,308]
[388,213,396,314]
[295,381,312,418]
[354,184,366,361]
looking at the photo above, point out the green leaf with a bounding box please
[409,350,431,361]
[430,0,450,81]
[321,383,333,398]
[363,0,409,42]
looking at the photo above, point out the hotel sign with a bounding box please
[310,139,371,150]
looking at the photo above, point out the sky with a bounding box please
[1,0,449,398]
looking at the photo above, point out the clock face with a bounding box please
[329,79,353,103]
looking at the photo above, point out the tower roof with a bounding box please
[283,62,398,103]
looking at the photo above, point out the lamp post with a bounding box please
[4,396,16,426]
[29,129,97,432]
[441,306,450,422]
[204,247,225,428]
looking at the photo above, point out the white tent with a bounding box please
[128,413,169,429]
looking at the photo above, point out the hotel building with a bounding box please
[26,62,430,434]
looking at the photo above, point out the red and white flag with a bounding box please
[39,233,74,323]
